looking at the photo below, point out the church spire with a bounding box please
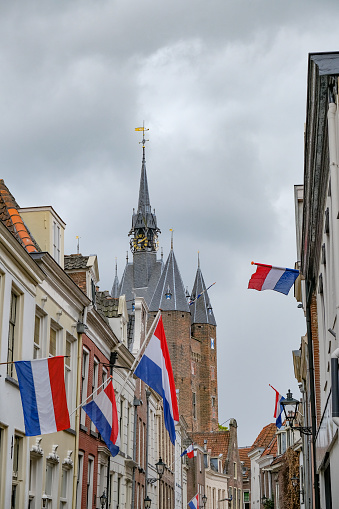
[129,126,160,253]
[137,126,151,215]
[111,258,119,298]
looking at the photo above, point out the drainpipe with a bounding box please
[131,397,142,509]
[331,348,339,427]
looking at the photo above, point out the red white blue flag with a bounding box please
[15,356,70,436]
[181,444,195,458]
[248,262,299,295]
[134,315,179,444]
[270,385,285,429]
[83,379,120,457]
[188,494,199,509]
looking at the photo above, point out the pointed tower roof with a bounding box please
[130,134,159,234]
[137,150,151,214]
[148,249,189,312]
[111,259,120,298]
[190,257,216,325]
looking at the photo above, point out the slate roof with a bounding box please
[96,291,120,322]
[130,151,159,232]
[148,249,189,312]
[0,179,39,253]
[64,254,89,270]
[190,265,216,325]
[251,423,277,452]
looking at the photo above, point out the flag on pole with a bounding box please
[83,379,120,457]
[134,315,179,445]
[188,494,199,509]
[248,262,299,295]
[270,385,285,429]
[181,444,195,458]
[15,356,70,436]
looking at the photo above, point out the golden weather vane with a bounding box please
[135,123,149,148]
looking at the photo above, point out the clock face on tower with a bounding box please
[132,233,148,251]
[130,231,159,252]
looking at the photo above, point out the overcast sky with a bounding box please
[1,1,338,446]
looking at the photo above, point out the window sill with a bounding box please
[80,424,88,433]
[64,427,76,436]
[5,375,19,388]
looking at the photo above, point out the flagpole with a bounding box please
[114,308,162,401]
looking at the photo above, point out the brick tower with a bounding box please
[190,258,218,432]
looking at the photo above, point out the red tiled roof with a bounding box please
[239,447,251,471]
[251,423,276,452]
[193,431,230,460]
[0,179,38,253]
[261,434,277,457]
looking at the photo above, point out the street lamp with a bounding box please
[290,476,305,504]
[280,390,312,435]
[290,476,299,489]
[147,457,167,484]
[155,457,166,479]
[202,494,207,508]
[100,491,107,509]
[144,495,152,509]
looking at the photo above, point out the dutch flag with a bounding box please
[181,444,195,458]
[188,494,199,509]
[83,379,120,457]
[134,315,179,444]
[15,356,70,436]
[270,385,285,429]
[248,262,299,296]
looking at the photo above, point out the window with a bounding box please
[33,315,41,359]
[60,468,69,507]
[243,492,249,503]
[193,392,196,419]
[234,461,237,479]
[117,476,121,509]
[65,338,71,401]
[278,432,287,455]
[49,327,57,357]
[120,398,124,452]
[90,358,99,433]
[210,337,215,349]
[81,349,89,426]
[45,463,54,497]
[126,404,131,456]
[12,435,23,509]
[76,453,84,509]
[191,361,196,375]
[7,292,18,377]
[86,456,94,509]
